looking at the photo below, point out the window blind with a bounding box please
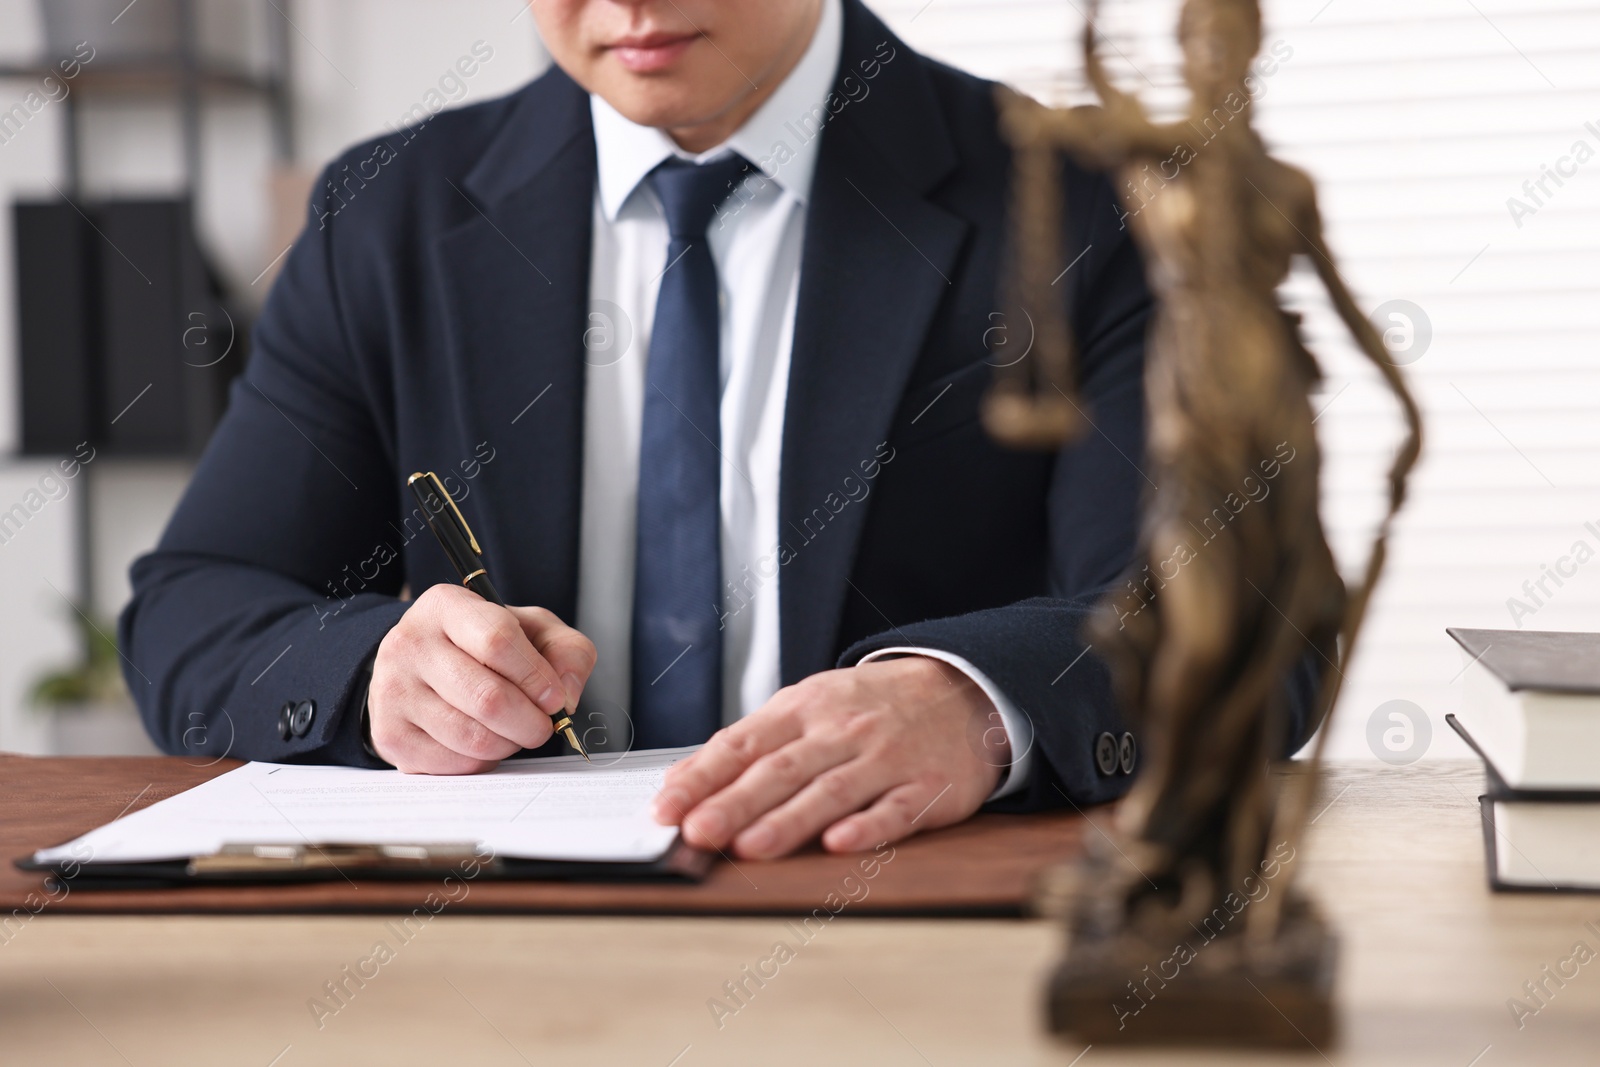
[866,0,1600,759]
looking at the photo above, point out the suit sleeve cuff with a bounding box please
[855,645,1034,801]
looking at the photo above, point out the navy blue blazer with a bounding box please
[120,0,1315,810]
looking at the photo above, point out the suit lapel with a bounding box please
[434,71,595,621]
[779,3,969,682]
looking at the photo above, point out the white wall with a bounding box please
[291,0,548,177]
[0,462,82,753]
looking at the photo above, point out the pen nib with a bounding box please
[552,710,591,762]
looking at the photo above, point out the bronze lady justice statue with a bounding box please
[985,0,1423,1040]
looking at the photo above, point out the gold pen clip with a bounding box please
[408,471,481,555]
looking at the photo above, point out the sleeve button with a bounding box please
[277,702,294,741]
[1118,732,1137,775]
[289,700,316,738]
[1094,731,1119,776]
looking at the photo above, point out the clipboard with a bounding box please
[15,747,716,891]
[14,838,715,891]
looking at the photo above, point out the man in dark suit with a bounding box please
[121,0,1306,861]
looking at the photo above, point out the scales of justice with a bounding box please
[982,0,1423,1045]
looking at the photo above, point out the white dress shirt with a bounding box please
[573,0,1032,798]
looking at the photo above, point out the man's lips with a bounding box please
[608,32,699,74]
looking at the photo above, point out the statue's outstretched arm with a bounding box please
[1082,0,1142,118]
[1072,1,1193,161]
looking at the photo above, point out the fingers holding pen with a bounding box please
[507,605,598,712]
[439,588,569,714]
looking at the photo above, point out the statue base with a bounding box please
[1045,894,1336,1047]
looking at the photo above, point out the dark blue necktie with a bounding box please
[631,154,751,750]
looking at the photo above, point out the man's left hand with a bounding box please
[651,657,1009,859]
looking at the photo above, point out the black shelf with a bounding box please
[5,0,295,193]
[0,60,285,99]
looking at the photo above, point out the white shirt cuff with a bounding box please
[855,646,1033,801]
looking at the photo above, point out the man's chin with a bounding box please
[598,85,738,139]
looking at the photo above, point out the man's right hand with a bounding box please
[367,584,597,774]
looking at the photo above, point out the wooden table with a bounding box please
[2,761,1597,1065]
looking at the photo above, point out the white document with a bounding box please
[33,747,698,866]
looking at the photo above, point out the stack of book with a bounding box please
[1447,627,1600,893]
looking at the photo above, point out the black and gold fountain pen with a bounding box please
[407,471,590,762]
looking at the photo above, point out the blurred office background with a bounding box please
[0,0,1596,762]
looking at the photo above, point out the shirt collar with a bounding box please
[589,0,842,221]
